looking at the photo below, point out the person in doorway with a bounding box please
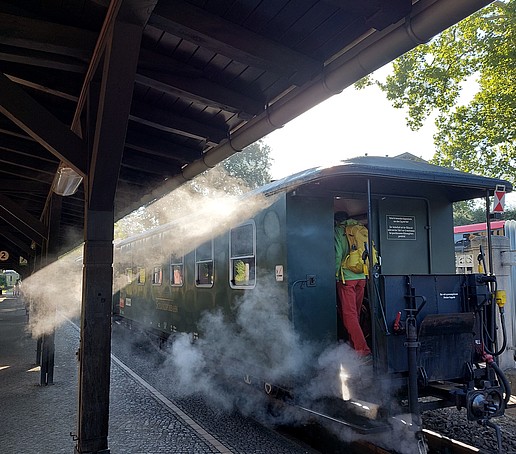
[334,211,371,358]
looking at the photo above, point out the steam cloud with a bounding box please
[23,167,272,337]
[156,281,422,453]
[21,247,83,338]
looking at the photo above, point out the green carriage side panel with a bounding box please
[285,192,336,343]
[377,195,455,275]
[428,197,455,273]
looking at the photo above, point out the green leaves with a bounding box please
[369,0,516,183]
[219,140,273,190]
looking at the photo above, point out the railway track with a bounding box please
[423,429,482,454]
[109,321,490,454]
[115,355,485,453]
[278,420,484,453]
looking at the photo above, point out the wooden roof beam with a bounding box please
[125,130,202,164]
[121,153,181,176]
[0,193,47,244]
[0,180,49,193]
[0,73,87,176]
[0,134,62,163]
[0,229,34,256]
[0,12,96,59]
[150,0,322,86]
[135,69,263,119]
[129,101,228,145]
[6,74,79,102]
[0,46,87,73]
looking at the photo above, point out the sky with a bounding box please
[264,65,436,180]
[263,66,514,208]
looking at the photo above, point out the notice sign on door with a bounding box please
[387,215,416,240]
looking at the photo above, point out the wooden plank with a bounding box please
[0,180,49,193]
[130,100,228,145]
[0,73,87,176]
[0,47,86,73]
[0,229,33,255]
[0,134,62,163]
[6,74,78,101]
[71,0,159,134]
[0,196,46,244]
[121,152,181,176]
[135,69,263,117]
[125,130,202,164]
[87,21,143,210]
[0,12,96,59]
[150,0,322,86]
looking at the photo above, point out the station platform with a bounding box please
[0,294,314,454]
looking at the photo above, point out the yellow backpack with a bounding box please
[342,224,377,274]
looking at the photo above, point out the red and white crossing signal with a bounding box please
[492,185,506,213]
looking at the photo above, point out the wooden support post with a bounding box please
[36,336,42,365]
[74,3,157,451]
[76,210,114,454]
[39,193,61,386]
[40,331,55,385]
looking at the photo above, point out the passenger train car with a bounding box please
[115,155,513,441]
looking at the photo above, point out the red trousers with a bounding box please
[336,279,371,356]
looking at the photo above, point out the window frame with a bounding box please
[170,251,184,287]
[136,266,146,285]
[229,221,256,289]
[151,265,163,286]
[195,239,214,288]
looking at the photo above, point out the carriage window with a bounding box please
[152,266,163,285]
[136,266,146,285]
[170,252,184,286]
[126,267,134,284]
[230,222,256,288]
[195,240,214,287]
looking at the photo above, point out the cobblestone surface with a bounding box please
[0,296,313,453]
[0,296,77,454]
[110,322,314,454]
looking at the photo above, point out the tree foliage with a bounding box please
[358,1,515,183]
[114,140,273,239]
[220,140,273,189]
[453,200,516,226]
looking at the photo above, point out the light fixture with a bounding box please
[53,164,83,196]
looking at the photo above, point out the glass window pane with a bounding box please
[197,262,213,286]
[137,267,146,285]
[196,241,212,261]
[230,222,255,288]
[171,265,183,286]
[152,266,162,285]
[231,224,254,257]
[232,258,255,286]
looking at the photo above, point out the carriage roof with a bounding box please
[259,155,512,202]
[117,155,512,246]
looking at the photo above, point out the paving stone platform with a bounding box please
[0,295,313,454]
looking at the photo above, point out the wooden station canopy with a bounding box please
[0,0,491,271]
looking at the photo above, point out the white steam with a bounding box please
[161,282,357,417]
[157,280,423,453]
[24,167,273,337]
[21,246,83,338]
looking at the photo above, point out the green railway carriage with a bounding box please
[115,155,513,433]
